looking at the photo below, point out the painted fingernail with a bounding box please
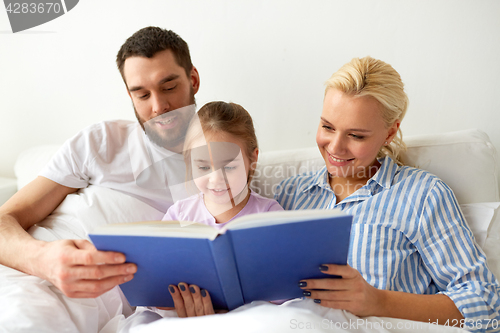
[298,281,307,287]
[179,284,186,291]
[319,265,328,271]
[169,285,175,293]
[189,286,196,293]
[314,299,321,304]
[201,289,207,297]
[303,291,311,296]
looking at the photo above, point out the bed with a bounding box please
[1,128,499,333]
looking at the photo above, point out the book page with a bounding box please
[222,208,345,231]
[90,220,220,239]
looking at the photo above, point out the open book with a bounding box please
[89,209,352,310]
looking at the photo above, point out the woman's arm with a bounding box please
[300,264,463,325]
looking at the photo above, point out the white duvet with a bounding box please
[0,186,468,333]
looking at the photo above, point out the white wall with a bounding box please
[1,0,499,180]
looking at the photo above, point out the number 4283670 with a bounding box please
[6,3,62,14]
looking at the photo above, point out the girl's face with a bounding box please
[316,89,399,180]
[190,132,257,210]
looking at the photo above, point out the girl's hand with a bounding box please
[168,282,215,317]
[299,264,384,317]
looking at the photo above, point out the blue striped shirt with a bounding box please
[274,156,500,332]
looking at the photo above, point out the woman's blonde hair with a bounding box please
[325,56,409,165]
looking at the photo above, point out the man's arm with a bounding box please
[0,176,137,297]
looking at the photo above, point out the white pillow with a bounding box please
[459,202,500,281]
[251,147,324,198]
[460,202,499,249]
[14,144,61,190]
[403,129,499,204]
[483,205,500,281]
[28,185,165,242]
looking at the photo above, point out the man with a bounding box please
[0,26,200,299]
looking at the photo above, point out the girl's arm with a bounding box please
[168,283,215,317]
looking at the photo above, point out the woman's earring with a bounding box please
[385,141,388,146]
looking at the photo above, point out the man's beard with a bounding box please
[134,90,196,152]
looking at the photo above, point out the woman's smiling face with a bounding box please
[316,89,399,180]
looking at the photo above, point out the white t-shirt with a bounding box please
[40,120,188,212]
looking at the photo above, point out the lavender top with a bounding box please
[162,190,284,229]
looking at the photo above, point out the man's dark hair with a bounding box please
[116,26,193,83]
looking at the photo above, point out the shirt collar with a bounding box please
[299,156,399,195]
[301,166,332,193]
[367,156,398,190]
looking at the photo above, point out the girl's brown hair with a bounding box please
[183,101,259,185]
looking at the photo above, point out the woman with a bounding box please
[274,56,500,331]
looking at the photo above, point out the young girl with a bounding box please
[162,101,283,227]
[161,101,283,317]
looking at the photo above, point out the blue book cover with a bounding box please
[89,209,352,310]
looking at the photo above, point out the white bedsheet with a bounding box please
[106,299,469,333]
[0,186,469,333]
